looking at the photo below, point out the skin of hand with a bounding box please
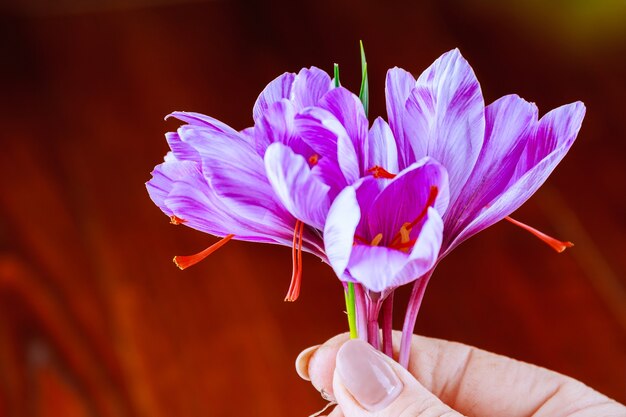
[295,332,626,417]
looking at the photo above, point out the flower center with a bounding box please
[355,186,439,253]
[284,220,305,302]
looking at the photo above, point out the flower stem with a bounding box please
[366,292,382,350]
[381,291,394,357]
[354,283,368,341]
[345,282,358,339]
[399,271,433,368]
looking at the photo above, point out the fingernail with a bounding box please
[295,345,320,381]
[336,339,403,412]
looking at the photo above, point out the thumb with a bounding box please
[333,339,463,417]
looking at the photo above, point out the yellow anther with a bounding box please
[370,233,383,246]
[399,223,411,244]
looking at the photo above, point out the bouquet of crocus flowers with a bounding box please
[146,45,584,368]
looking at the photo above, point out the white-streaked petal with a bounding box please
[324,186,361,277]
[264,143,331,229]
[367,117,399,174]
[404,49,486,204]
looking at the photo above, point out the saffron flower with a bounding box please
[324,158,448,295]
[380,49,585,365]
[324,157,449,351]
[146,45,585,371]
[147,66,374,301]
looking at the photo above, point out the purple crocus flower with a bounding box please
[147,47,585,369]
[381,49,585,365]
[385,49,585,254]
[147,66,372,301]
[323,157,449,351]
[324,157,448,295]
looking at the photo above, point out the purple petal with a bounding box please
[446,101,585,253]
[254,99,297,154]
[324,186,362,277]
[318,87,369,173]
[147,160,277,242]
[404,49,485,204]
[311,156,348,197]
[385,67,417,169]
[350,177,386,238]
[396,207,443,283]
[147,159,186,216]
[264,143,331,229]
[337,130,361,185]
[295,106,360,186]
[166,131,199,161]
[367,158,449,244]
[345,245,411,292]
[514,101,586,179]
[177,125,284,216]
[167,111,239,135]
[252,72,295,122]
[444,95,537,237]
[295,107,342,158]
[239,127,256,145]
[367,117,399,174]
[291,67,333,109]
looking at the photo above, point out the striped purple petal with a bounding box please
[403,49,485,205]
[264,142,331,230]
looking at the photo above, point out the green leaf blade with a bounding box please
[358,40,369,117]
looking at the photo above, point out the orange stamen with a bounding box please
[370,233,383,246]
[369,165,397,179]
[505,216,574,253]
[399,223,411,243]
[170,215,186,225]
[285,220,305,302]
[308,154,319,166]
[390,186,439,247]
[173,234,234,270]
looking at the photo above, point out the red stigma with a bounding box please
[407,186,439,229]
[308,154,319,167]
[369,166,396,179]
[505,216,574,253]
[173,234,234,270]
[353,186,440,253]
[389,186,439,250]
[285,220,305,302]
[170,215,186,225]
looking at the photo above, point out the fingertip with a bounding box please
[333,340,404,412]
[331,339,462,416]
[307,333,351,396]
[296,345,320,381]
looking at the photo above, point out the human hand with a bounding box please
[295,332,626,417]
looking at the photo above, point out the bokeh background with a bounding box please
[0,0,625,415]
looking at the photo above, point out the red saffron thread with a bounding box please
[505,216,574,253]
[173,234,235,270]
[285,220,305,302]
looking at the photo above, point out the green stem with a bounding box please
[345,282,358,339]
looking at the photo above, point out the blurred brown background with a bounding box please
[0,0,625,415]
